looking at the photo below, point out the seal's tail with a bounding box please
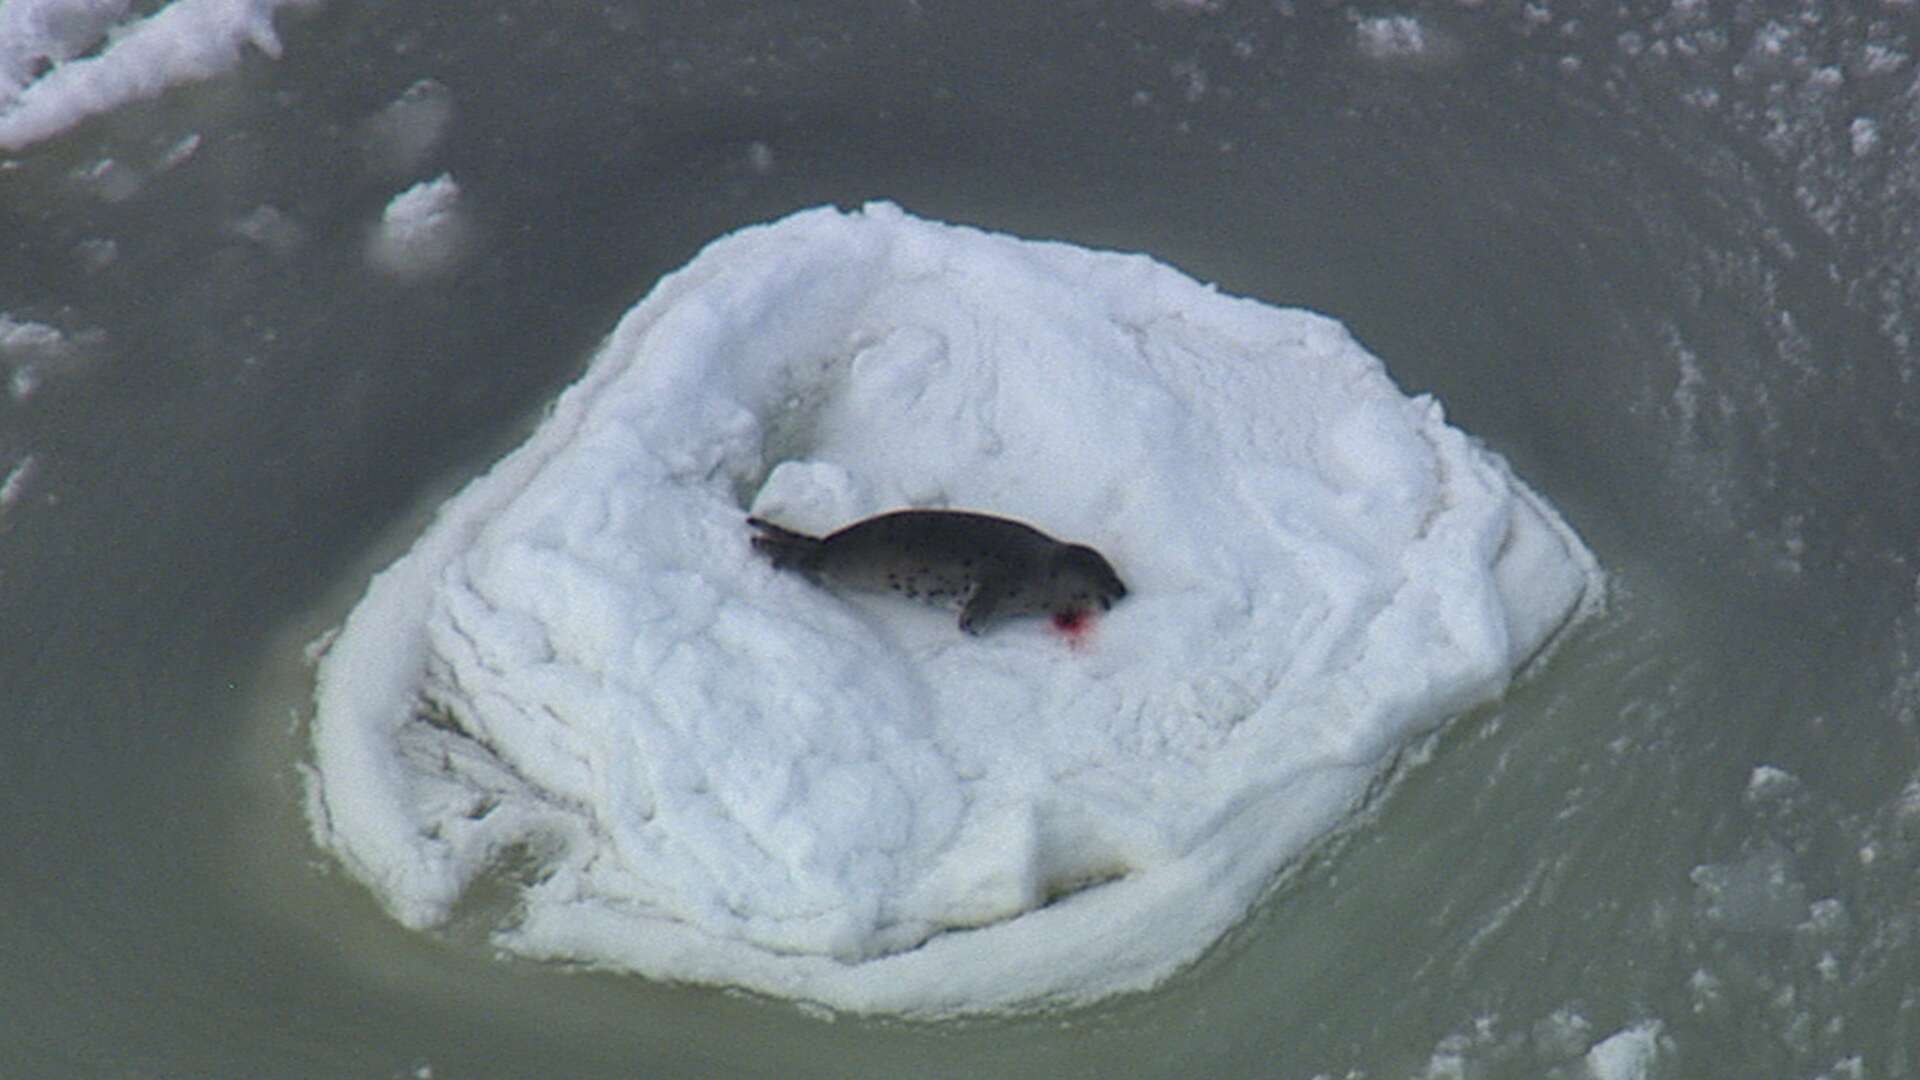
[746,517,824,572]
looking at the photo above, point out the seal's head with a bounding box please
[1048,543,1129,615]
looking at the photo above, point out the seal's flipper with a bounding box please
[747,517,825,573]
[958,575,1011,636]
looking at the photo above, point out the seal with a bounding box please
[747,510,1128,635]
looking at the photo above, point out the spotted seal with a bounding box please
[747,510,1128,635]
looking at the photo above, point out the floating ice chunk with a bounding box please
[1355,14,1461,65]
[1584,1020,1665,1080]
[226,204,304,257]
[1745,763,1799,801]
[1353,14,1464,70]
[158,130,200,170]
[1357,15,1429,60]
[70,155,140,201]
[307,202,1601,1014]
[360,79,454,180]
[0,454,38,513]
[0,314,70,364]
[367,174,467,280]
[1803,897,1847,936]
[1533,1007,1596,1059]
[1691,841,1809,932]
[0,0,313,151]
[72,237,118,271]
[2,312,97,401]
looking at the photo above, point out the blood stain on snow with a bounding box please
[1052,609,1094,649]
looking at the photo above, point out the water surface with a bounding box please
[3,2,1915,1076]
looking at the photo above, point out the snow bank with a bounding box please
[306,202,1600,1014]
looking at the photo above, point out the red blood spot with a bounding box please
[1051,608,1093,648]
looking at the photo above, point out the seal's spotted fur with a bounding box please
[748,510,1127,635]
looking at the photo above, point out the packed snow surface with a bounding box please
[307,202,1600,1014]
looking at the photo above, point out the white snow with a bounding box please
[0,0,312,151]
[306,202,1601,1014]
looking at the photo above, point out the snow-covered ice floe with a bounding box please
[0,0,312,151]
[306,202,1601,1015]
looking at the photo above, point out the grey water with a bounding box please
[3,2,1916,1077]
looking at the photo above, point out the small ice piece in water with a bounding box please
[1357,15,1426,58]
[72,237,119,272]
[1584,1021,1665,1080]
[1,314,71,363]
[2,312,87,401]
[71,156,141,202]
[307,203,1601,1015]
[367,174,467,280]
[1691,841,1809,932]
[360,79,455,179]
[1802,897,1847,936]
[1531,1007,1595,1059]
[0,454,38,513]
[1355,14,1453,63]
[226,205,304,257]
[158,130,201,171]
[1745,763,1799,802]
[1353,13,1462,68]
[1849,117,1879,158]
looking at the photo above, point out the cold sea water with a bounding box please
[1,2,1914,1076]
